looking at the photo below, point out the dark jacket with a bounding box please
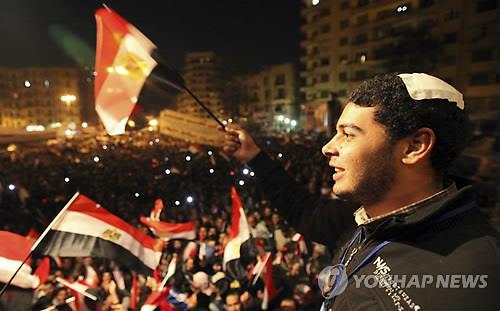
[248,152,500,311]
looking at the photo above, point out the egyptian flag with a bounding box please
[223,187,253,282]
[140,217,196,240]
[94,7,184,135]
[0,231,41,289]
[37,194,162,275]
[261,253,277,310]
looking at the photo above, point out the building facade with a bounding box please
[0,66,94,129]
[229,63,299,131]
[176,51,224,119]
[300,0,499,131]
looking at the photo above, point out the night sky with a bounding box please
[0,0,302,73]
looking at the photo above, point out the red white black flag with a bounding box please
[94,7,183,135]
[37,194,163,275]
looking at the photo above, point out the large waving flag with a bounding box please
[37,194,163,275]
[94,7,183,135]
[0,231,42,289]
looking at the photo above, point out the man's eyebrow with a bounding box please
[338,123,365,133]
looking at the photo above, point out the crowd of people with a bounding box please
[0,132,335,311]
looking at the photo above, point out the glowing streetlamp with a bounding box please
[61,94,77,124]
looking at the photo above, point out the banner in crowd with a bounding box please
[37,194,163,275]
[159,109,225,147]
[140,217,196,240]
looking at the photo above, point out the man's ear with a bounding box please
[401,128,436,165]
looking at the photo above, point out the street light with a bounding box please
[61,94,77,124]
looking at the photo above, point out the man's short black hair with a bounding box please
[348,73,470,174]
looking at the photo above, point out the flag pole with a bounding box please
[150,57,227,130]
[182,85,226,129]
[31,192,80,252]
[56,277,98,301]
[149,72,226,130]
[0,192,80,298]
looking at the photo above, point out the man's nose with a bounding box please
[322,136,339,158]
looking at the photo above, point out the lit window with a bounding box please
[24,80,31,88]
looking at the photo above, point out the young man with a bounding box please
[223,73,499,310]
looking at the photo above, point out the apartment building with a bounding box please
[0,66,93,129]
[176,51,224,119]
[300,0,499,131]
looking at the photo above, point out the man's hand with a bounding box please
[221,127,261,163]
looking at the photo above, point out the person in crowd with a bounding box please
[224,290,242,311]
[222,73,500,310]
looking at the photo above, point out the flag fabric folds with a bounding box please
[140,217,196,240]
[37,194,162,275]
[0,231,41,289]
[223,187,252,281]
[94,7,184,135]
[94,7,157,135]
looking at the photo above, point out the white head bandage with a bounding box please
[398,73,464,110]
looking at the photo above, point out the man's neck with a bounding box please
[364,178,443,218]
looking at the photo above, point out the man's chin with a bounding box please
[333,188,358,202]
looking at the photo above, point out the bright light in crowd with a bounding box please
[102,145,108,150]
[250,171,255,177]
[127,120,136,127]
[24,80,31,88]
[186,196,194,203]
[312,0,320,6]
[228,118,233,123]
[93,156,100,163]
[396,5,407,12]
[155,138,160,143]
[165,169,171,175]
[148,119,158,127]
[149,141,154,146]
[134,192,140,198]
[208,150,213,156]
[284,118,290,124]
[222,120,228,125]
[8,184,15,191]
[81,122,88,128]
[64,177,70,183]
[209,168,215,174]
[277,115,284,122]
[277,153,283,158]
[185,155,191,161]
[291,120,297,127]
[175,200,181,206]
[243,168,249,175]
[239,180,245,186]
